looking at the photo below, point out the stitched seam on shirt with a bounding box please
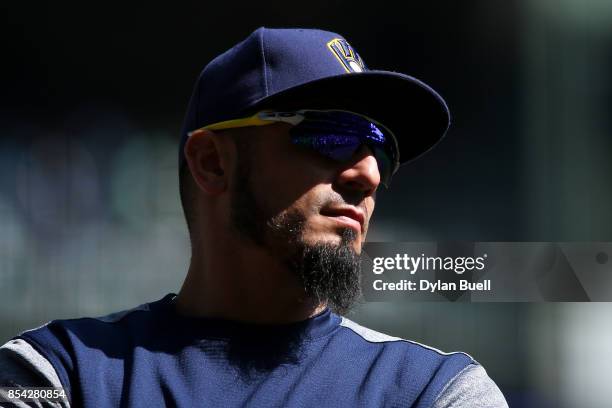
[340,319,476,359]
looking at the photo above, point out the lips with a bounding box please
[321,206,365,234]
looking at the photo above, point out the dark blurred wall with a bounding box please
[0,1,527,240]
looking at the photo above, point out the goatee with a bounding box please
[286,228,361,315]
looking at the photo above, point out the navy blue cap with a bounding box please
[179,27,450,168]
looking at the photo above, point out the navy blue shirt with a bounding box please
[18,294,475,407]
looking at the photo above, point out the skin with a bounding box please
[175,123,381,324]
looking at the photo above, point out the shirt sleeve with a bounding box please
[431,363,509,408]
[0,339,70,408]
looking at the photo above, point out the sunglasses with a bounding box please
[193,109,400,187]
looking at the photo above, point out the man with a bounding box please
[0,27,508,407]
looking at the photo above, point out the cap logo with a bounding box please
[327,38,366,73]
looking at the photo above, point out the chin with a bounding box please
[304,229,361,250]
[302,233,344,247]
[299,217,361,247]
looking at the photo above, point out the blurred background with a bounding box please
[1,1,611,407]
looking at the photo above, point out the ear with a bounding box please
[184,129,228,195]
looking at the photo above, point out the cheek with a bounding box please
[252,154,332,217]
[247,159,324,225]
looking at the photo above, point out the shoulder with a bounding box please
[19,295,168,350]
[336,316,507,407]
[432,364,509,408]
[7,296,171,404]
[0,338,62,387]
[338,315,474,363]
[0,338,71,407]
[16,295,168,356]
[17,299,155,368]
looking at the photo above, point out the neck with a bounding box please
[175,234,326,324]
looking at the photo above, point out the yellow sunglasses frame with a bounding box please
[188,109,401,186]
[190,111,305,134]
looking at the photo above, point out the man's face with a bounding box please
[228,123,381,313]
[232,123,379,249]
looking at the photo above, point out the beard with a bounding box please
[229,145,362,315]
[287,227,361,315]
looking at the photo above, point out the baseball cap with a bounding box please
[179,27,450,169]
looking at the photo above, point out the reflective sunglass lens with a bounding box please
[291,131,393,186]
[291,132,361,159]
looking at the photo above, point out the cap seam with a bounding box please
[259,28,270,97]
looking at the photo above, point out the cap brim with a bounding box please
[244,71,450,165]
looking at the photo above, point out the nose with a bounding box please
[335,145,381,195]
